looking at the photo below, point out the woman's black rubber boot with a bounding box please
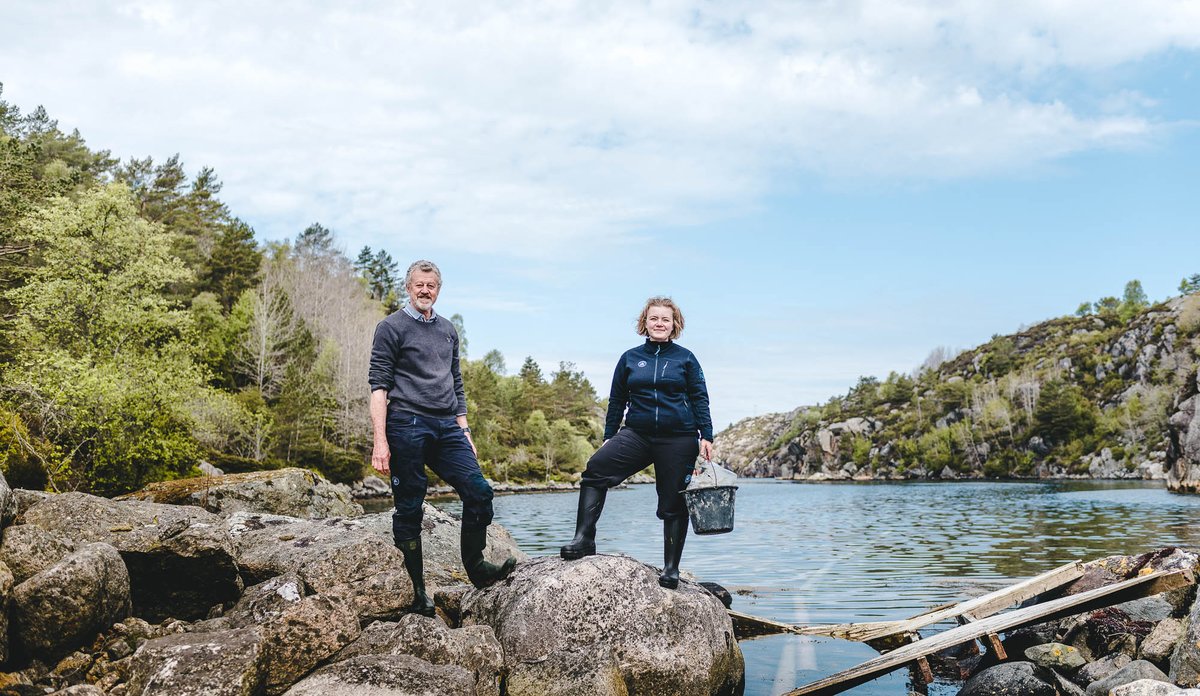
[397,538,437,617]
[461,524,517,589]
[560,485,607,560]
[659,517,689,589]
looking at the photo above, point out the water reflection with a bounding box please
[424,479,1200,695]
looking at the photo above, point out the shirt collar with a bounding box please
[403,304,437,323]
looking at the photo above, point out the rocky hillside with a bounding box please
[716,293,1200,481]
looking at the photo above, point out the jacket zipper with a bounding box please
[653,345,661,432]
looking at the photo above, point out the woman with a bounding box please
[560,296,713,589]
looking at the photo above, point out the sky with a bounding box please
[3,1,1200,431]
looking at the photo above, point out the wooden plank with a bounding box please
[730,561,1084,642]
[985,633,1007,660]
[914,657,933,685]
[784,567,1193,696]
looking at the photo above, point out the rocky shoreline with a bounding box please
[0,467,740,695]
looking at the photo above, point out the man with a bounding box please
[369,259,515,616]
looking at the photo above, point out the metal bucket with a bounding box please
[682,485,738,535]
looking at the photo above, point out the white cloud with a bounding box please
[1,0,1196,260]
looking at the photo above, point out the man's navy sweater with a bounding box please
[604,340,713,442]
[368,309,466,417]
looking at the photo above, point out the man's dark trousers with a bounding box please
[386,406,495,543]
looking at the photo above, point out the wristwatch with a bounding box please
[461,427,472,434]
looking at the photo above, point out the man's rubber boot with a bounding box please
[397,538,437,617]
[461,524,517,589]
[560,485,607,560]
[659,517,689,589]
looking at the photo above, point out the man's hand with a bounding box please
[699,439,713,462]
[371,441,390,475]
[456,415,478,457]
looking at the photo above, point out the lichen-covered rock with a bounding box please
[355,506,526,586]
[224,512,415,622]
[1172,585,1200,687]
[121,467,363,519]
[1087,660,1173,696]
[506,643,628,696]
[11,543,130,662]
[0,524,77,584]
[0,469,13,529]
[208,574,363,695]
[958,661,1058,696]
[54,685,107,695]
[125,627,266,696]
[1025,643,1087,670]
[281,654,476,696]
[461,555,742,696]
[20,493,241,621]
[332,615,502,696]
[1073,650,1129,687]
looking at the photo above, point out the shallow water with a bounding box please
[408,479,1200,695]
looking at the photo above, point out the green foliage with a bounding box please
[1180,274,1200,295]
[354,246,404,313]
[1034,379,1096,446]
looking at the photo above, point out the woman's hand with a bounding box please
[699,439,713,462]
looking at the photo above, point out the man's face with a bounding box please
[407,270,441,314]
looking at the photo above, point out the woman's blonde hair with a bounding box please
[636,296,685,340]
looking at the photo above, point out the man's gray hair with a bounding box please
[405,259,442,287]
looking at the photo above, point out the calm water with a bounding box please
[421,479,1200,695]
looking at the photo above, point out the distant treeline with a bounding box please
[0,86,603,495]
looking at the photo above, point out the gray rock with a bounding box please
[332,615,502,696]
[462,555,742,696]
[20,492,241,621]
[9,488,51,521]
[1142,619,1185,664]
[52,686,107,695]
[224,512,415,622]
[507,643,628,696]
[1111,679,1200,695]
[125,626,266,696]
[1087,660,1172,696]
[1167,370,1200,493]
[121,467,363,519]
[1080,648,1134,685]
[0,468,13,529]
[1172,583,1200,687]
[11,543,131,662]
[958,661,1057,696]
[0,560,12,664]
[0,524,77,584]
[1025,642,1087,670]
[215,574,363,695]
[1117,596,1175,623]
[281,654,476,696]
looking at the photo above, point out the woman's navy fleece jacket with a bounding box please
[604,340,713,442]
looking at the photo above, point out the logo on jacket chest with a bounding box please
[637,360,647,368]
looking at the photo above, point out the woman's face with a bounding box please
[645,305,674,342]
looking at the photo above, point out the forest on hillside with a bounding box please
[719,279,1200,480]
[0,87,603,496]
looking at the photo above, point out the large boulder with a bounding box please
[1088,660,1173,696]
[959,661,1058,696]
[125,626,266,696]
[1167,369,1200,492]
[506,643,628,696]
[10,542,130,662]
[0,524,77,585]
[225,512,415,622]
[121,467,363,519]
[282,654,477,696]
[331,615,503,696]
[19,493,241,621]
[355,506,526,585]
[200,573,363,695]
[1112,680,1200,695]
[461,555,743,696]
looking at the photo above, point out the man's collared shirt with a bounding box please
[403,304,437,323]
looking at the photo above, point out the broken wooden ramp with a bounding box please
[784,567,1193,696]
